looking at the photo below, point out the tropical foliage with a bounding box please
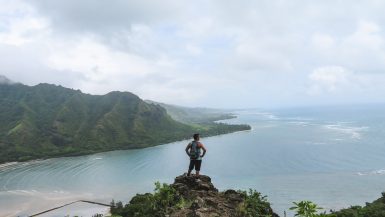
[110,182,186,217]
[0,82,250,163]
[326,192,385,217]
[290,193,385,217]
[237,189,274,217]
[290,201,323,217]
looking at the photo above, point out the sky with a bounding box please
[1,0,385,108]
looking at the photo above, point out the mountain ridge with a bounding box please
[0,75,15,84]
[0,77,250,163]
[145,100,236,124]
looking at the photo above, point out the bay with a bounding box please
[1,105,385,216]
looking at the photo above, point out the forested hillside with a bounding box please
[146,100,236,124]
[0,79,250,163]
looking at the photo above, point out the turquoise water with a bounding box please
[1,105,385,216]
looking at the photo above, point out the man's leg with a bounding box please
[187,159,194,176]
[195,160,202,177]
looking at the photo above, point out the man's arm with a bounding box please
[199,143,207,157]
[185,143,191,156]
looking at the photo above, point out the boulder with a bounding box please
[169,174,279,217]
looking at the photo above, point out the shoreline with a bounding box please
[0,128,251,168]
[0,117,250,167]
[0,116,251,216]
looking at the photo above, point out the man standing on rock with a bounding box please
[185,133,207,177]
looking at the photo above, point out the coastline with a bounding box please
[0,116,250,166]
[4,107,385,216]
[0,115,252,217]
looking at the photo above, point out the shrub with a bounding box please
[289,201,323,217]
[237,189,273,217]
[110,182,185,217]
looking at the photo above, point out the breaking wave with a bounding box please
[323,123,369,140]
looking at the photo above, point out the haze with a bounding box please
[1,0,385,108]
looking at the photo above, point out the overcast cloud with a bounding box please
[1,0,385,108]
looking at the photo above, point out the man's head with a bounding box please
[193,133,200,141]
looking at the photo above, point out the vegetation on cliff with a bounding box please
[110,174,278,217]
[326,192,385,217]
[109,176,385,217]
[288,192,385,217]
[146,100,236,124]
[0,79,250,163]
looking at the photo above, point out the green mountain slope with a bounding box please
[145,100,236,124]
[323,193,385,217]
[0,80,250,163]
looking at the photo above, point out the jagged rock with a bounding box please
[224,189,244,203]
[191,197,204,210]
[118,174,278,217]
[171,174,218,200]
[204,197,218,208]
[169,174,279,217]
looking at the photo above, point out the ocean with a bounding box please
[1,105,385,216]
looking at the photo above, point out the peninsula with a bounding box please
[0,76,250,163]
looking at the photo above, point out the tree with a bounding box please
[290,201,323,217]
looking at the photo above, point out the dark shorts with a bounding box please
[188,159,202,171]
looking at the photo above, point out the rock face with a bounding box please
[169,174,279,217]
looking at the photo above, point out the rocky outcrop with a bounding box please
[168,174,279,217]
